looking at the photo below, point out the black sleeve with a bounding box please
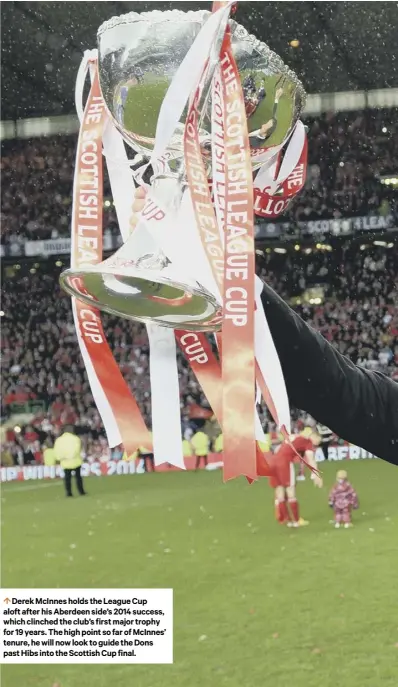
[260,281,398,466]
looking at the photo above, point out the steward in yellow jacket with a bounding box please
[53,426,86,497]
[191,431,210,470]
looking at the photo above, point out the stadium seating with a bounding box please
[1,241,396,463]
[1,109,397,246]
[1,108,397,463]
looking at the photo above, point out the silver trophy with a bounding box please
[60,9,306,331]
[97,9,305,165]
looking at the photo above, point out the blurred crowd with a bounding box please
[259,243,397,371]
[1,108,397,247]
[299,108,398,222]
[1,105,397,466]
[1,240,397,465]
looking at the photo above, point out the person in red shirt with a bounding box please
[267,433,323,527]
[24,425,38,443]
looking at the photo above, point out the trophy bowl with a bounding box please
[97,9,306,169]
[62,9,307,333]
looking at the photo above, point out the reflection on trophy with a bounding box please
[97,10,305,162]
[61,246,221,332]
[60,4,306,478]
[60,8,306,333]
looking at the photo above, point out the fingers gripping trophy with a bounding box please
[60,2,309,481]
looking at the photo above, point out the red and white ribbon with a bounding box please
[70,4,312,481]
[253,122,308,218]
[70,59,151,457]
[218,27,257,480]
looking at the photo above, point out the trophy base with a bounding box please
[60,266,221,332]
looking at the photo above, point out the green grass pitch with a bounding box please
[2,460,398,687]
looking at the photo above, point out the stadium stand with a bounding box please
[1,108,397,464]
[1,243,397,464]
[1,109,397,246]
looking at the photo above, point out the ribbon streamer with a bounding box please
[69,5,311,481]
[70,64,151,456]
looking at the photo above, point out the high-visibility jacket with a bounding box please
[191,431,210,457]
[182,439,193,457]
[123,451,138,462]
[43,448,56,466]
[139,432,153,455]
[258,433,272,452]
[214,434,223,453]
[53,432,82,470]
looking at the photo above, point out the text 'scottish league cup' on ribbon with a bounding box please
[60,1,313,482]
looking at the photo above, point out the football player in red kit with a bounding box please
[267,432,323,527]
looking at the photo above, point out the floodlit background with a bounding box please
[1,2,398,686]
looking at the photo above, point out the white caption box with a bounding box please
[0,588,173,664]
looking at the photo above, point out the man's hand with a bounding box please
[129,186,147,233]
[312,474,323,488]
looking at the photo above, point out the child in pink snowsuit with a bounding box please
[329,470,359,528]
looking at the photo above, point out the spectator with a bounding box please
[1,109,397,460]
[1,109,397,246]
[1,240,396,459]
